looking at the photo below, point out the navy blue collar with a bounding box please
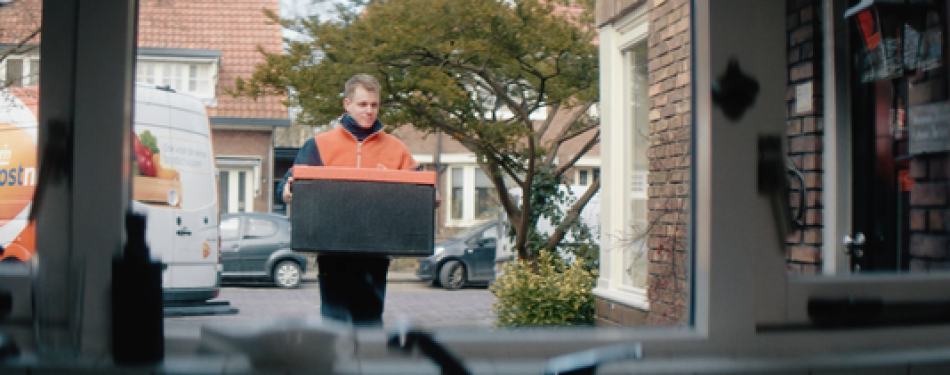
[340,114,383,141]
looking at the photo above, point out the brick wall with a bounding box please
[785,0,824,274]
[907,89,950,268]
[645,0,691,326]
[212,129,272,213]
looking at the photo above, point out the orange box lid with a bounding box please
[293,166,436,186]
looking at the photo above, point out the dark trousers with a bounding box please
[316,255,390,327]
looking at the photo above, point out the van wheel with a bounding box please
[274,260,302,289]
[439,260,466,291]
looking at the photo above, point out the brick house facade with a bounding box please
[785,0,824,274]
[596,0,950,326]
[138,0,289,215]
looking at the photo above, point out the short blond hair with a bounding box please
[344,74,381,98]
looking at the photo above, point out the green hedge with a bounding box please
[490,250,597,327]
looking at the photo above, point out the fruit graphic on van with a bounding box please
[132,129,183,207]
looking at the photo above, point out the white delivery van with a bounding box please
[0,85,221,302]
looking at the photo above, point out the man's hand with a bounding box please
[283,176,294,203]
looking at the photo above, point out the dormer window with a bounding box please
[135,48,220,103]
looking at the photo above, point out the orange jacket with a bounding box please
[277,120,420,203]
[314,126,418,170]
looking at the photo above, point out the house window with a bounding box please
[447,165,504,226]
[2,56,40,88]
[594,3,653,308]
[5,59,22,87]
[218,166,257,214]
[474,168,498,219]
[574,167,601,187]
[138,63,155,84]
[219,170,230,213]
[135,60,216,99]
[451,167,464,220]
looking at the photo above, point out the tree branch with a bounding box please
[544,175,600,251]
[536,103,560,140]
[397,98,526,187]
[546,101,596,164]
[480,161,522,227]
[554,130,599,178]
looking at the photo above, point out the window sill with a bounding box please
[9,331,950,374]
[593,286,650,311]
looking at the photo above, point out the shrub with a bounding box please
[490,250,597,327]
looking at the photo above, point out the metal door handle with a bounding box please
[176,230,192,236]
[843,232,866,257]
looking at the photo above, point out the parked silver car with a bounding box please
[219,213,307,288]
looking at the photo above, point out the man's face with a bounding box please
[343,85,380,129]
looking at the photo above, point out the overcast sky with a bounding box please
[278,0,337,43]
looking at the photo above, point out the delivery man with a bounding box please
[279,74,429,326]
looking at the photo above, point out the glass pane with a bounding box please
[245,218,277,238]
[219,170,230,213]
[198,64,211,94]
[145,63,154,84]
[237,171,246,212]
[451,167,463,220]
[28,59,39,86]
[474,168,498,219]
[220,217,240,240]
[623,40,650,289]
[162,63,172,86]
[840,3,950,274]
[189,64,197,92]
[6,58,22,88]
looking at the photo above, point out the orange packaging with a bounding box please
[293,166,436,186]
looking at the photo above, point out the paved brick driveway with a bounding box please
[167,286,497,330]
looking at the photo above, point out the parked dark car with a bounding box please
[416,221,499,290]
[219,213,307,288]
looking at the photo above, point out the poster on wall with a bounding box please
[909,102,950,155]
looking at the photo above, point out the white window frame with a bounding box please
[444,161,500,228]
[135,56,218,100]
[216,156,262,214]
[1,53,40,87]
[572,165,601,188]
[594,4,651,310]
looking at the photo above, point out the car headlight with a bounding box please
[434,246,445,255]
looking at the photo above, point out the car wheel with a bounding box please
[439,260,466,291]
[273,260,302,289]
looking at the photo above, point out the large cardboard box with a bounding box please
[291,167,436,257]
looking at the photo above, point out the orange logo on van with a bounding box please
[0,122,37,224]
[203,242,211,259]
